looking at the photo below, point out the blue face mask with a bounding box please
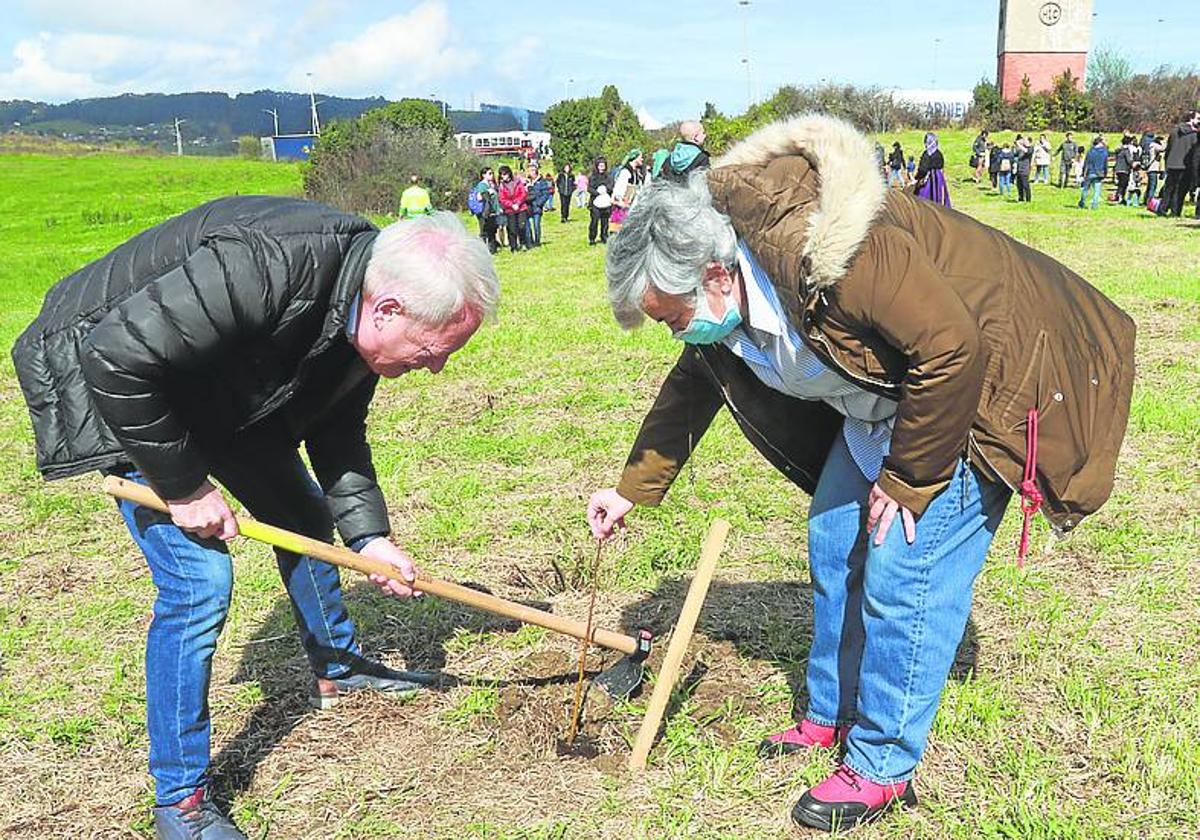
[674,287,742,345]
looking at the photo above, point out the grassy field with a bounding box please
[0,134,1197,840]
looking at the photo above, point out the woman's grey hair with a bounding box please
[605,171,736,329]
[365,211,500,325]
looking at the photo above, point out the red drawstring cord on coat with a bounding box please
[1017,408,1042,567]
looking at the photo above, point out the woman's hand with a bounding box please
[586,488,634,541]
[866,483,916,547]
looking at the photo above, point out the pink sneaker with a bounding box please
[757,719,850,759]
[791,764,916,831]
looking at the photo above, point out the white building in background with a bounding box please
[637,106,664,131]
[890,89,975,123]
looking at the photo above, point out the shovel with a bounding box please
[102,476,651,698]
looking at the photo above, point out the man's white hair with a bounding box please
[364,211,500,324]
[605,172,736,329]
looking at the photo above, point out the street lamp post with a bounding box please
[932,37,942,88]
[738,0,753,110]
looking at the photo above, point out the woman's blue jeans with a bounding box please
[115,444,361,806]
[804,435,1009,784]
[998,172,1012,194]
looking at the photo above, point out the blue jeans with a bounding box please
[1146,171,1160,202]
[115,440,361,805]
[804,436,1009,783]
[528,210,543,246]
[887,168,905,187]
[1079,176,1103,209]
[998,172,1012,194]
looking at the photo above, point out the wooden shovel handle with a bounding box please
[629,518,730,771]
[102,475,638,655]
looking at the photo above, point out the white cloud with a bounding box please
[297,1,475,97]
[0,30,261,101]
[0,34,103,100]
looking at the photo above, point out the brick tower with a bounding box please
[997,0,1094,102]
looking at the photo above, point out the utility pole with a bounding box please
[306,72,321,136]
[738,1,753,110]
[172,117,186,156]
[565,77,574,100]
[932,37,942,87]
[262,108,279,136]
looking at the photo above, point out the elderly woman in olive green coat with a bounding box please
[587,115,1134,831]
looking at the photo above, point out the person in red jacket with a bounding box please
[497,164,529,252]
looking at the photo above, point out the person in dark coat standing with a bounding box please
[588,157,615,245]
[1055,132,1079,188]
[11,198,500,839]
[1157,110,1199,217]
[556,163,575,223]
[1113,135,1136,204]
[1013,136,1033,202]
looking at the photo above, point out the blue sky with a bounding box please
[0,1,1195,123]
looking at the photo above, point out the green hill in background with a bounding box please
[0,90,390,155]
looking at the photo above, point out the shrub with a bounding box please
[303,123,479,215]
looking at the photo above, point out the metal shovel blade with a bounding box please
[591,628,653,700]
[592,656,646,700]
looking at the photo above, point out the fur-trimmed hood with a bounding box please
[710,114,886,290]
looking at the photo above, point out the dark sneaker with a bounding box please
[309,658,440,710]
[757,719,851,759]
[791,764,916,832]
[153,787,246,840]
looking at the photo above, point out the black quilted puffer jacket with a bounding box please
[12,195,391,544]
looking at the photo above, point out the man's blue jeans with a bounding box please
[998,172,1012,195]
[1079,176,1104,209]
[804,436,1009,784]
[115,442,361,806]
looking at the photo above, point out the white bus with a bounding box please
[454,130,552,157]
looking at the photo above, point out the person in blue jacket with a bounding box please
[526,166,554,247]
[1078,136,1109,211]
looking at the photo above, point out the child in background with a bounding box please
[997,143,1014,196]
[574,172,589,208]
[1071,148,1085,187]
[905,155,916,183]
[1124,163,1143,207]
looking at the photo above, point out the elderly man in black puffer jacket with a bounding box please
[12,195,499,839]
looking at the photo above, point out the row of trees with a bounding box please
[970,51,1200,133]
[544,82,928,166]
[543,85,648,170]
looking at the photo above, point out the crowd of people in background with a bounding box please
[464,119,711,253]
[457,107,1199,258]
[962,110,1199,215]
